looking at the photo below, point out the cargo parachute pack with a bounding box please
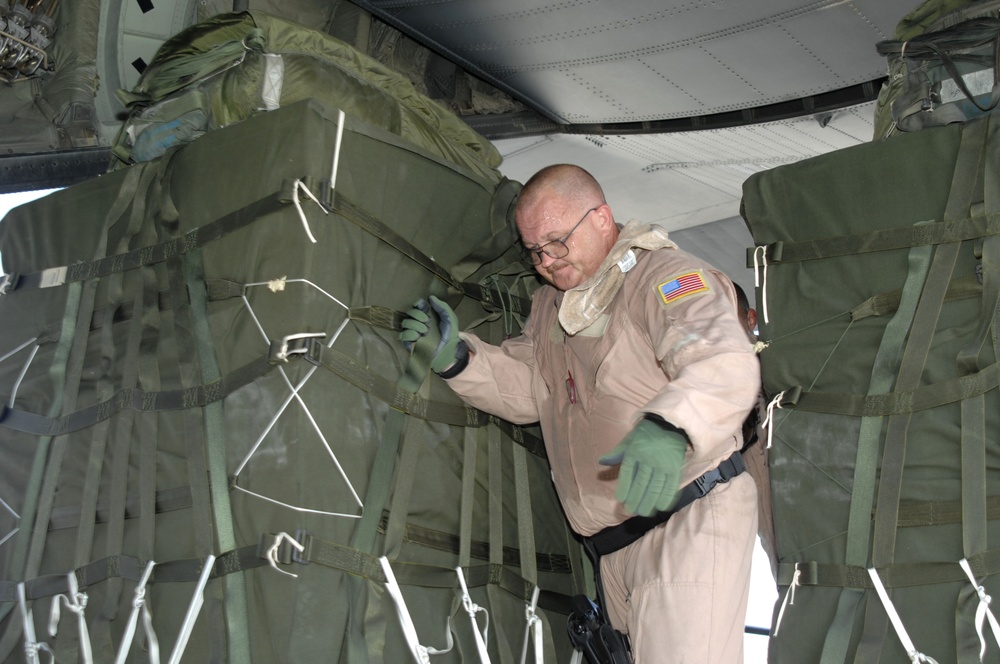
[0,12,589,664]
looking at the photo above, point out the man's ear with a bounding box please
[594,203,614,233]
[747,307,758,336]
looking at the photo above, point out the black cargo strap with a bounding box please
[776,547,1000,591]
[0,184,293,295]
[585,452,747,557]
[745,212,1000,268]
[326,190,533,315]
[0,353,281,436]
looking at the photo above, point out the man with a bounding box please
[401,164,760,662]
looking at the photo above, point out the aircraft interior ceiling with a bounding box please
[0,0,927,293]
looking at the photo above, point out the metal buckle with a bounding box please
[261,530,311,578]
[268,332,326,364]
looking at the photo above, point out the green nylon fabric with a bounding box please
[0,97,584,663]
[111,11,501,180]
[742,117,1000,663]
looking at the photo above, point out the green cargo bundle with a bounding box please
[0,93,587,663]
[742,115,1000,663]
[108,11,502,183]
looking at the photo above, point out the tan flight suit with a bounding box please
[446,242,760,662]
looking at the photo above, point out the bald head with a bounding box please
[516,164,606,218]
[514,164,619,291]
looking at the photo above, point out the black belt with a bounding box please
[585,452,747,557]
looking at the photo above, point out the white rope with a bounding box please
[47,571,93,663]
[753,245,770,324]
[762,391,786,450]
[519,585,543,664]
[867,567,939,663]
[455,567,492,664]
[380,557,452,663]
[772,562,800,636]
[291,179,326,244]
[17,582,53,664]
[959,558,1000,661]
[167,554,215,664]
[569,649,584,664]
[330,109,346,192]
[9,343,38,408]
[114,560,159,664]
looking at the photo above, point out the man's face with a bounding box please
[517,200,611,291]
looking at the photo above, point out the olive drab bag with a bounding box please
[872,0,1000,139]
[0,15,590,661]
[742,114,1000,663]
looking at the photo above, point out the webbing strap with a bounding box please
[778,549,1000,590]
[382,413,426,561]
[186,248,252,662]
[781,360,1000,417]
[0,354,280,436]
[1,185,291,295]
[459,428,481,569]
[0,164,148,660]
[819,224,934,664]
[513,444,538,588]
[489,427,504,568]
[746,213,1000,267]
[329,190,532,315]
[850,275,982,322]
[344,321,436,664]
[956,115,1000,663]
[857,239,961,664]
[873,239,960,567]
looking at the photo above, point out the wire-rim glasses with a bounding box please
[520,206,599,266]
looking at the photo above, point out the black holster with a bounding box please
[566,594,632,664]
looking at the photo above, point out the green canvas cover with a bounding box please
[872,1,1000,139]
[0,97,587,662]
[109,11,502,182]
[742,115,1000,663]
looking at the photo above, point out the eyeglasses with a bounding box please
[520,206,599,266]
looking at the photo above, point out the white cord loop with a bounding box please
[17,582,53,664]
[520,585,543,664]
[291,179,327,244]
[48,571,93,664]
[762,391,786,449]
[959,558,1000,661]
[167,554,215,664]
[753,245,770,324]
[115,560,159,664]
[456,567,492,663]
[772,562,800,636]
[867,567,939,663]
[381,557,452,663]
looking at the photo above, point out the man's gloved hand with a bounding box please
[399,295,469,376]
[598,417,688,517]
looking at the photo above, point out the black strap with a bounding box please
[585,452,747,557]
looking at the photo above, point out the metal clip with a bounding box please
[263,532,306,578]
[269,332,326,364]
[0,272,19,295]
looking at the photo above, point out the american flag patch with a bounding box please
[657,271,709,305]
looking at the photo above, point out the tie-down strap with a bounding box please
[1,532,575,616]
[776,548,1000,590]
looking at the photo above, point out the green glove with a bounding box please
[399,295,469,376]
[599,417,688,517]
